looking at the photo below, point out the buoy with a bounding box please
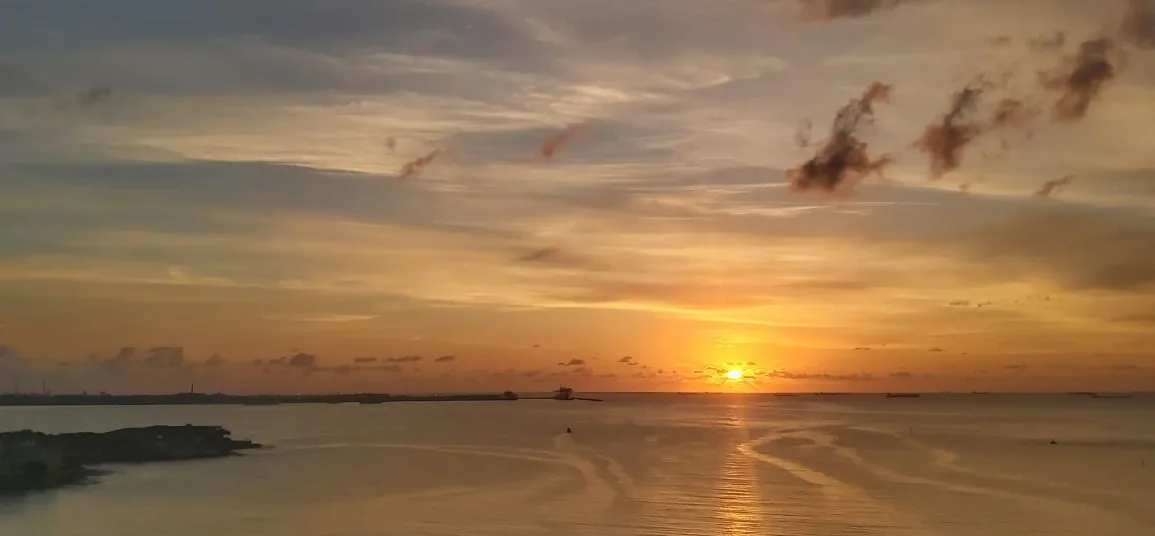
[1050,439,1057,445]
[566,427,572,434]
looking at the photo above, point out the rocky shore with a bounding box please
[0,425,262,493]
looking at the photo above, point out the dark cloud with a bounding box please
[915,80,989,179]
[1036,175,1074,198]
[618,355,638,365]
[397,150,440,180]
[1040,38,1122,123]
[353,357,379,363]
[558,358,586,367]
[787,82,893,194]
[915,77,1041,179]
[288,352,317,368]
[796,0,910,21]
[540,124,582,160]
[434,355,456,363]
[1121,0,1155,48]
[386,355,422,363]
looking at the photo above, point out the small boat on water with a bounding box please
[1090,393,1133,399]
[885,393,921,398]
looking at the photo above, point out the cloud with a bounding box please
[434,354,456,362]
[787,82,893,194]
[540,124,582,160]
[143,346,184,368]
[558,358,586,367]
[1121,0,1155,47]
[618,355,638,365]
[914,77,1040,180]
[796,0,912,21]
[353,357,379,363]
[397,150,441,180]
[386,355,422,363]
[944,208,1155,291]
[1040,39,1123,123]
[513,247,602,270]
[288,352,317,368]
[764,370,878,381]
[1036,175,1074,198]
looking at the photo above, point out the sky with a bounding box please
[1,0,1154,394]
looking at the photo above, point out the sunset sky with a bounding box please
[2,0,1154,394]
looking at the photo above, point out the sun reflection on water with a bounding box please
[716,400,764,536]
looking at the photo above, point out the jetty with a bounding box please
[0,425,261,494]
[521,387,604,402]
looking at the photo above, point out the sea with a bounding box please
[2,394,1154,536]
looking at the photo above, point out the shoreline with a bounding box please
[0,388,605,407]
[0,392,520,407]
[0,425,262,494]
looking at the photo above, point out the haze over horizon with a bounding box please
[2,0,1155,395]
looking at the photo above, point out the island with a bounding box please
[0,425,261,494]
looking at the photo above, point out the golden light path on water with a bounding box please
[717,401,764,536]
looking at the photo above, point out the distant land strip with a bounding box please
[0,388,606,406]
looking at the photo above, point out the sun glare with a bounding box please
[726,369,744,380]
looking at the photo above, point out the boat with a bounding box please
[885,393,921,398]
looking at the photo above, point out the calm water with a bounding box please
[2,394,1155,536]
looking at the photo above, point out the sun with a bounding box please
[725,368,744,381]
